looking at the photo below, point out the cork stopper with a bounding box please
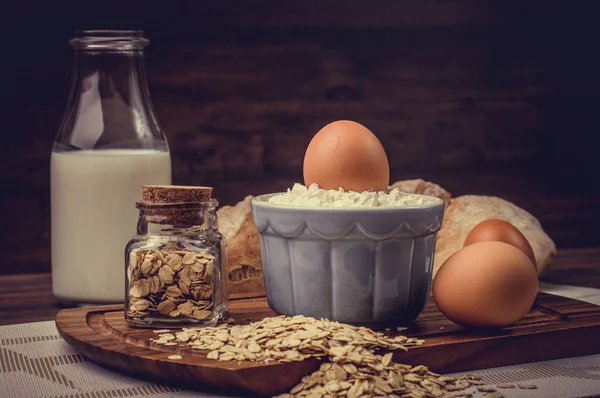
[140,185,215,227]
[141,185,213,204]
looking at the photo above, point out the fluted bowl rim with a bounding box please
[251,192,444,212]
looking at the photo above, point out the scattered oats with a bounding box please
[219,352,236,361]
[440,326,446,330]
[485,393,505,398]
[152,329,171,334]
[518,384,538,389]
[497,384,515,389]
[215,332,230,342]
[208,341,225,350]
[158,333,175,341]
[273,357,485,398]
[147,313,484,398]
[248,341,262,353]
[167,355,182,360]
[130,262,517,398]
[176,332,190,342]
[381,352,393,368]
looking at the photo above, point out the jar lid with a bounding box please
[141,185,213,204]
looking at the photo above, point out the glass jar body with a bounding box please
[51,31,171,306]
[125,204,228,327]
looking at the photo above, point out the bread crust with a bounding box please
[219,182,557,294]
[434,195,557,277]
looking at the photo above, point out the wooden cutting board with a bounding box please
[56,293,600,397]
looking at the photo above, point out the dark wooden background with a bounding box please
[3,1,600,274]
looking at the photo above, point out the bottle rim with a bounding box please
[69,30,149,51]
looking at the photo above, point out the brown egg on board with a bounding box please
[464,218,536,267]
[432,241,538,329]
[303,120,390,192]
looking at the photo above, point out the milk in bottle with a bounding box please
[51,31,172,305]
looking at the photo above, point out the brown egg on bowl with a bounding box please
[303,120,390,192]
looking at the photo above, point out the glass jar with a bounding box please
[51,30,171,306]
[125,200,228,327]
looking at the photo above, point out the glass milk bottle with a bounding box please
[51,30,171,305]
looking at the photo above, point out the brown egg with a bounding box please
[432,241,538,329]
[303,120,390,192]
[464,219,536,267]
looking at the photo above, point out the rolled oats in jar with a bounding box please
[125,185,228,327]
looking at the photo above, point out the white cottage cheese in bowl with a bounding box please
[251,185,446,325]
[267,183,439,208]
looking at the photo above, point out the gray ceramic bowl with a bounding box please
[251,193,445,326]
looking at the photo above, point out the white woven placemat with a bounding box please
[0,283,599,398]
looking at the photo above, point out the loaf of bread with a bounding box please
[218,181,557,294]
[434,195,557,277]
[217,196,264,295]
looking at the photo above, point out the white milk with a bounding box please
[51,149,171,304]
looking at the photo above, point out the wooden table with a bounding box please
[2,247,600,326]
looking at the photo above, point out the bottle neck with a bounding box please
[74,50,147,101]
[55,30,165,151]
[72,49,156,129]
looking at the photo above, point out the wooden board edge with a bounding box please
[55,306,319,396]
[54,294,600,394]
[399,319,600,373]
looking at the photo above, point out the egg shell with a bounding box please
[433,241,538,329]
[303,120,390,192]
[464,218,537,267]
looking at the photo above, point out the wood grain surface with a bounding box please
[56,292,600,396]
[3,1,600,274]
